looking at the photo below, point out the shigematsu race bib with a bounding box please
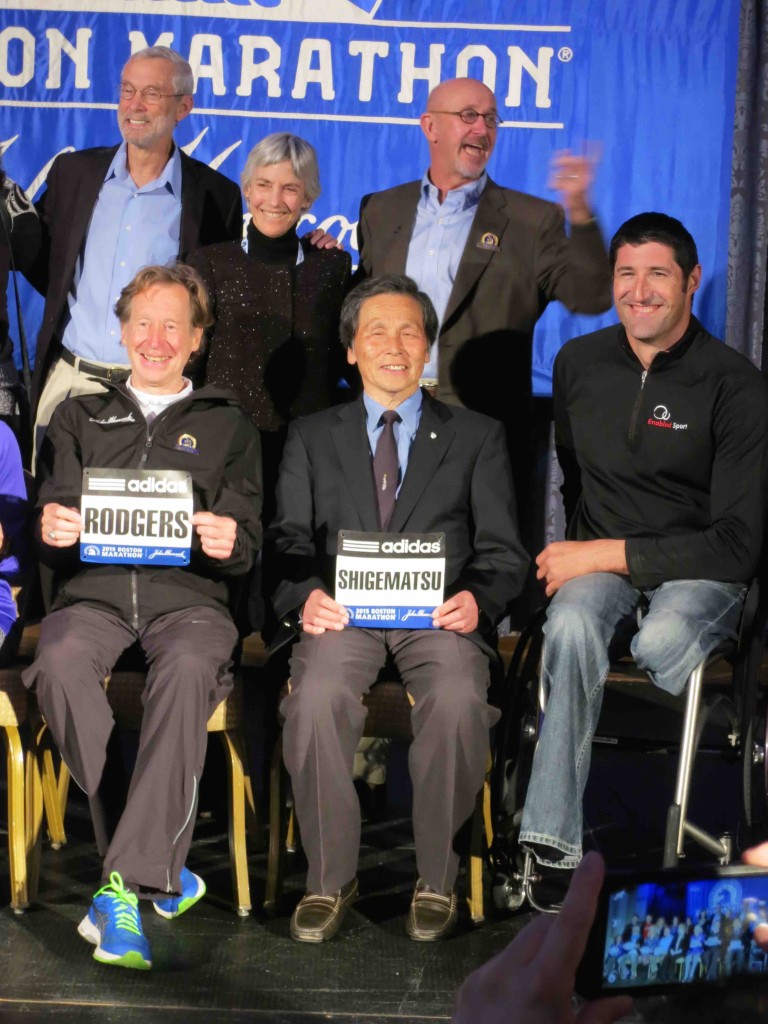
[335,530,446,629]
[79,468,193,566]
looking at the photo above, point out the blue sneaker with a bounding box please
[153,866,206,919]
[77,872,152,970]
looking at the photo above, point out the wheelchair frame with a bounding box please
[488,579,768,914]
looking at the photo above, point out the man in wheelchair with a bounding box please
[518,212,768,871]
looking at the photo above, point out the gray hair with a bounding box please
[240,133,321,205]
[123,46,194,97]
[339,274,439,350]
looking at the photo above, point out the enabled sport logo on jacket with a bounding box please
[647,404,688,431]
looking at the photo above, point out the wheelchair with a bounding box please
[488,578,768,914]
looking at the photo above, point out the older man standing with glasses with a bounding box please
[25,45,243,456]
[355,77,612,519]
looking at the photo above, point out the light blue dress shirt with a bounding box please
[404,171,487,380]
[61,142,183,365]
[363,388,423,499]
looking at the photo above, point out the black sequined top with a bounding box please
[187,224,352,431]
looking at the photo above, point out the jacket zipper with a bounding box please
[130,416,156,628]
[627,368,649,443]
[126,400,179,630]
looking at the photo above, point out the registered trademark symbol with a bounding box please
[558,47,574,62]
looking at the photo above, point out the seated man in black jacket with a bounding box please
[23,263,261,970]
[519,212,768,870]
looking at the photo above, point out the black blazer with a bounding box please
[26,144,243,408]
[267,393,529,653]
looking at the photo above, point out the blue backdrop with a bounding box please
[0,0,740,394]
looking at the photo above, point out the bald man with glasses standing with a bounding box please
[355,77,612,517]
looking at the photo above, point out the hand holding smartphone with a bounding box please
[453,846,768,1023]
[452,853,633,1024]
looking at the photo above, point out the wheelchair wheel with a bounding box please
[742,684,768,841]
[488,717,537,912]
[489,616,544,911]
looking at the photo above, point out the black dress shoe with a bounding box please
[406,879,457,941]
[289,878,358,943]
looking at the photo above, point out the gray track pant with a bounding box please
[23,602,237,898]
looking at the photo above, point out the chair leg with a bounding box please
[243,771,261,849]
[42,752,67,849]
[467,780,487,924]
[25,739,44,905]
[218,730,252,917]
[34,722,67,849]
[265,733,288,914]
[57,762,71,840]
[4,725,28,913]
[286,805,299,854]
[482,755,494,849]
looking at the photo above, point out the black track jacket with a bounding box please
[35,383,262,627]
[554,317,768,589]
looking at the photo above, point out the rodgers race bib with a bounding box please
[80,468,193,566]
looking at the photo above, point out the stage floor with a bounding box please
[2,633,768,1023]
[1,771,768,1024]
[0,799,521,1024]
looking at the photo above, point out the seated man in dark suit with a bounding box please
[22,263,261,971]
[267,274,528,943]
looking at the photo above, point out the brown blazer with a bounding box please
[355,177,612,431]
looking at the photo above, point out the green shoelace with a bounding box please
[93,871,142,936]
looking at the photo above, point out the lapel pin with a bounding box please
[476,232,500,252]
[430,432,437,439]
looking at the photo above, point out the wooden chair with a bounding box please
[0,470,43,912]
[0,664,32,912]
[265,676,492,924]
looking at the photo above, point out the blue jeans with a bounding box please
[519,573,746,867]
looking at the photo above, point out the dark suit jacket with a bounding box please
[356,177,612,429]
[25,145,243,408]
[267,392,529,653]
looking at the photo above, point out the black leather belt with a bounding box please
[60,348,130,382]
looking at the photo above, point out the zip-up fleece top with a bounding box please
[35,383,262,627]
[554,316,768,589]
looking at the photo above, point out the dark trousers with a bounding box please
[281,627,498,895]
[23,603,237,898]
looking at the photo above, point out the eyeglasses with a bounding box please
[428,108,502,129]
[118,84,184,104]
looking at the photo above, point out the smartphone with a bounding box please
[576,862,768,999]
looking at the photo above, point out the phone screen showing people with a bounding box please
[598,871,768,991]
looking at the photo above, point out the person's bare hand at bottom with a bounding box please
[452,852,633,1024]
